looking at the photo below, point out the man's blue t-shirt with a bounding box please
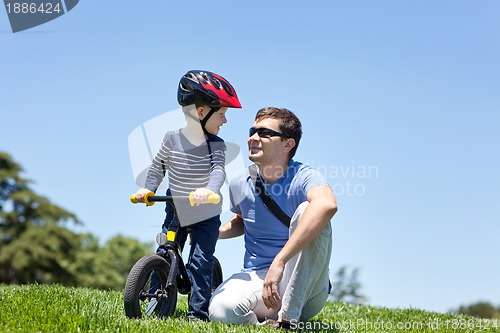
[229,160,328,271]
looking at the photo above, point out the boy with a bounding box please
[134,70,242,320]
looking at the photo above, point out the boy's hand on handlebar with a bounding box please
[192,188,215,206]
[134,188,152,203]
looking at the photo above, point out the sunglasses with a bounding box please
[249,127,286,138]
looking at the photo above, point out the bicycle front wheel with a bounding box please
[124,254,178,319]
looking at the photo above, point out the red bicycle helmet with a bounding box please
[177,70,242,108]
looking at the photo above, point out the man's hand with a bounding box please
[262,259,285,310]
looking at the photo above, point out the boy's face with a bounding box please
[202,107,228,135]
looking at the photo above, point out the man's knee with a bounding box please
[208,297,232,323]
[209,292,255,324]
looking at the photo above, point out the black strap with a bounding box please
[200,107,221,136]
[249,164,291,228]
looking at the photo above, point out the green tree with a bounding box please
[66,232,101,287]
[69,234,153,290]
[1,151,153,289]
[0,152,81,284]
[330,265,367,304]
[457,301,500,319]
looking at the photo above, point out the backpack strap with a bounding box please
[249,164,291,228]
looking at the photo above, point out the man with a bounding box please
[209,107,337,328]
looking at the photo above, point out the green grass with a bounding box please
[0,284,498,332]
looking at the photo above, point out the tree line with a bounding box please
[0,152,152,290]
[456,302,500,320]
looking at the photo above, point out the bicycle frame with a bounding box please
[156,218,191,294]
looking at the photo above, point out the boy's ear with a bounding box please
[196,106,206,120]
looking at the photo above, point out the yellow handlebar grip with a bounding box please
[130,194,139,204]
[189,192,221,206]
[144,192,155,206]
[206,194,221,204]
[130,192,155,206]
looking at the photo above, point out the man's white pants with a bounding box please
[209,202,333,324]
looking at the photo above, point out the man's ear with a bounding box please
[283,138,296,153]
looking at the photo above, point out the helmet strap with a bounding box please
[200,107,220,135]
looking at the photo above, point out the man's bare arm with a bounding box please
[219,214,245,239]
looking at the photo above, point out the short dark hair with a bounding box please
[255,107,302,159]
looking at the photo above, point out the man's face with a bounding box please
[248,117,287,165]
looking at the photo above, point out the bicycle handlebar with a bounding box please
[130,191,220,207]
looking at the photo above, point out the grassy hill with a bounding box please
[0,284,498,332]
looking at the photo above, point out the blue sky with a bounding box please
[1,1,499,314]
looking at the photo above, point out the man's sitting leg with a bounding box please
[209,270,277,324]
[278,201,333,322]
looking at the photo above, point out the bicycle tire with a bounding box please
[212,256,223,291]
[124,254,178,319]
